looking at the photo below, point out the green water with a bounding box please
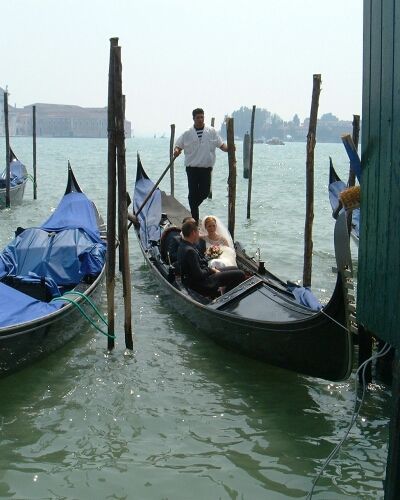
[0,138,390,499]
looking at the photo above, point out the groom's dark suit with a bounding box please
[177,239,245,296]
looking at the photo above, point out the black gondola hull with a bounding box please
[0,263,105,377]
[139,244,352,381]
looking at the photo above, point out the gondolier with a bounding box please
[173,108,228,222]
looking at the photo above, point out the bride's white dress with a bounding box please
[200,216,237,269]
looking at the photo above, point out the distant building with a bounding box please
[0,89,132,138]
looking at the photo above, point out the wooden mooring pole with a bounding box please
[243,132,250,179]
[169,123,175,196]
[106,37,119,351]
[113,45,133,351]
[32,105,37,200]
[226,117,236,240]
[346,114,361,239]
[3,90,10,208]
[302,74,321,287]
[246,105,256,219]
[348,114,360,188]
[208,116,215,199]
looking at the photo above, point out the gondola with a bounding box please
[328,157,360,245]
[133,157,355,382]
[0,149,28,209]
[0,165,106,377]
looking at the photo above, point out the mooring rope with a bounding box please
[51,295,115,339]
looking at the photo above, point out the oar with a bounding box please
[128,156,177,229]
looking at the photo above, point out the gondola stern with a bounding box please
[136,152,150,182]
[65,162,83,194]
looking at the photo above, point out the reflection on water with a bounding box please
[0,137,390,499]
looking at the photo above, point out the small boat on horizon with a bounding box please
[266,137,285,145]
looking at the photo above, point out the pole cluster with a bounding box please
[106,38,133,351]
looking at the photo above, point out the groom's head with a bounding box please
[182,220,199,243]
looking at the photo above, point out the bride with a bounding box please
[200,215,237,269]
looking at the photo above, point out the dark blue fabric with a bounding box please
[287,285,322,311]
[41,192,103,243]
[0,160,27,188]
[342,140,362,181]
[133,176,162,249]
[328,179,346,214]
[79,243,106,277]
[0,282,63,328]
[0,227,105,285]
[10,272,60,298]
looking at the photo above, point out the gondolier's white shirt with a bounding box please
[175,126,223,167]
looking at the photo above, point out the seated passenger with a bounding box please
[177,220,245,297]
[200,215,237,269]
[160,216,205,265]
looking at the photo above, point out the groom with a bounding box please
[177,220,245,296]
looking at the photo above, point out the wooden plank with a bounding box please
[226,117,236,240]
[373,0,394,336]
[106,37,119,351]
[114,45,133,351]
[32,105,37,200]
[3,91,10,208]
[303,74,321,287]
[208,117,215,199]
[358,0,381,333]
[169,124,175,197]
[246,105,256,219]
[386,0,400,342]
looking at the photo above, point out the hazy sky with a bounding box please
[1,0,363,136]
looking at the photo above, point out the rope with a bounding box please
[320,309,349,332]
[307,342,391,499]
[51,296,115,339]
[26,173,37,186]
[62,290,108,326]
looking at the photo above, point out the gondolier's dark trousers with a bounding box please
[186,166,212,222]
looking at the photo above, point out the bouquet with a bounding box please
[206,245,222,259]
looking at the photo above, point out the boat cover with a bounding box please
[0,188,106,290]
[41,192,103,244]
[0,282,62,328]
[0,159,28,188]
[0,227,105,286]
[134,172,162,249]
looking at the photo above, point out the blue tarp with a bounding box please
[0,159,27,188]
[328,179,346,214]
[41,192,103,244]
[133,170,162,249]
[287,284,323,311]
[0,282,63,328]
[0,227,105,286]
[0,177,106,329]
